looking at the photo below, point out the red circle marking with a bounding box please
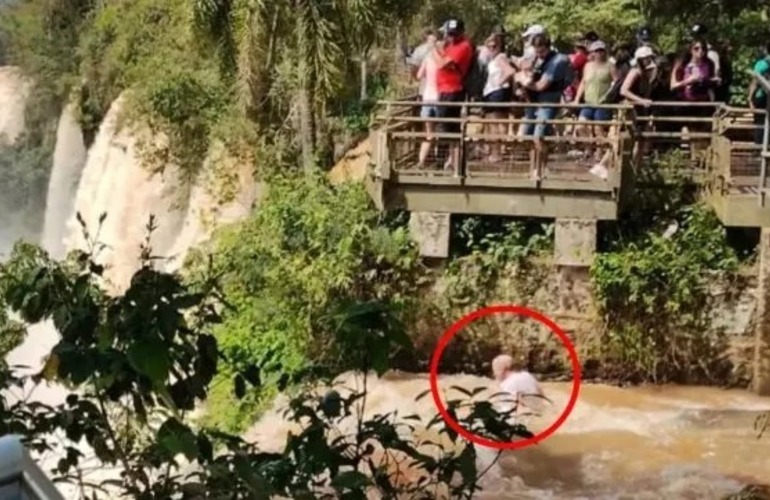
[428,304,581,450]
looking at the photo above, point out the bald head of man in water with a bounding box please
[492,354,523,381]
[492,353,550,412]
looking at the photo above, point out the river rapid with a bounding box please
[247,371,770,499]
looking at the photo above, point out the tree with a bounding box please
[0,221,533,498]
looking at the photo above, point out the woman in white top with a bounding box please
[482,34,515,163]
[416,40,441,168]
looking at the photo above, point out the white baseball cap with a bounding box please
[522,24,546,38]
[589,40,607,52]
[634,46,654,60]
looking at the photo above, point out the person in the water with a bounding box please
[492,354,551,416]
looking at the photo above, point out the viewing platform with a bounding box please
[363,88,770,396]
[366,100,769,225]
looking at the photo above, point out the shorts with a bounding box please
[436,91,466,134]
[579,107,612,122]
[421,105,439,118]
[523,105,559,138]
[482,88,511,115]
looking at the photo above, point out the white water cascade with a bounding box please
[0,75,257,496]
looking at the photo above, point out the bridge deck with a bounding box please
[367,100,770,227]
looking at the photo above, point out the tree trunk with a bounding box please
[295,0,315,172]
[395,24,407,71]
[360,54,368,102]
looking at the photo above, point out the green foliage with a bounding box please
[76,0,231,173]
[442,217,553,309]
[507,0,644,48]
[185,170,423,431]
[592,198,740,383]
[0,228,529,499]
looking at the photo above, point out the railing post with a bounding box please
[459,103,467,179]
[760,108,769,207]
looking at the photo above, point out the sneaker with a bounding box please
[589,164,609,180]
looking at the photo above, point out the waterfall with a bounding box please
[40,103,87,259]
[0,66,31,256]
[0,78,258,496]
[62,94,189,292]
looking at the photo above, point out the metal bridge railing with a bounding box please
[0,435,65,500]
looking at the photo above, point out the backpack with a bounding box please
[463,48,487,101]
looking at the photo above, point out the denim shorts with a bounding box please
[579,107,612,122]
[523,106,559,138]
[421,105,439,119]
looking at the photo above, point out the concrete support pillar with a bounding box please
[554,218,597,267]
[554,219,598,329]
[408,211,451,258]
[753,228,770,396]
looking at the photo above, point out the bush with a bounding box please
[0,235,530,499]
[184,170,424,431]
[76,0,231,173]
[591,204,740,383]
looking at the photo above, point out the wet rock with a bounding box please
[723,484,770,500]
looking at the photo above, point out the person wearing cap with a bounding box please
[432,18,474,172]
[574,40,615,176]
[520,24,546,63]
[628,25,657,68]
[622,45,658,163]
[519,33,572,179]
[622,46,656,108]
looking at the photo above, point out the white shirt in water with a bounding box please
[499,371,545,414]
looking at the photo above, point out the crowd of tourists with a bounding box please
[405,18,770,178]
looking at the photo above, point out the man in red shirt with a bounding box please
[432,18,474,172]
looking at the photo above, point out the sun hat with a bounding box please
[522,24,546,38]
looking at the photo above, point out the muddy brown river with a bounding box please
[247,372,770,499]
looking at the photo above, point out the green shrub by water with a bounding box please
[184,170,423,431]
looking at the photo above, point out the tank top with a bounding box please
[583,61,613,105]
[682,59,711,102]
[483,53,510,97]
[421,55,439,102]
[629,69,653,99]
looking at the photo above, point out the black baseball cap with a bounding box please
[491,24,506,36]
[584,31,600,43]
[440,18,465,36]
